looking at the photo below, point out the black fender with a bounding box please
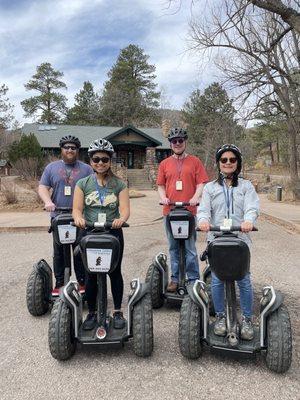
[34,259,52,301]
[153,252,168,292]
[127,279,151,336]
[260,287,284,347]
[129,281,151,307]
[186,281,209,339]
[203,264,211,283]
[58,281,82,338]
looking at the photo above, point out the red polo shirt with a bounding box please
[156,154,208,215]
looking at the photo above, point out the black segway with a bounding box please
[145,202,197,308]
[26,207,79,316]
[178,225,292,373]
[48,221,153,360]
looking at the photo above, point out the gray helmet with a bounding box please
[59,135,81,148]
[167,128,188,142]
[88,138,114,156]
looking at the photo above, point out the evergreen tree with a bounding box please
[66,81,101,125]
[183,83,242,169]
[100,44,160,127]
[0,84,14,129]
[21,62,67,124]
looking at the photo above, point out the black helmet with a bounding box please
[59,135,81,148]
[167,127,188,142]
[215,144,242,174]
[88,138,114,156]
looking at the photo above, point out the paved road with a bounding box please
[0,220,299,400]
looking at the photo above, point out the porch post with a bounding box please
[144,147,158,188]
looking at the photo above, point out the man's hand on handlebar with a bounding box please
[189,196,199,207]
[198,221,210,232]
[74,217,86,229]
[160,197,170,205]
[44,201,56,212]
[241,221,253,233]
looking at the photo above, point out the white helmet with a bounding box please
[88,139,114,156]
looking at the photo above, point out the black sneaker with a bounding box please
[82,313,97,330]
[214,313,227,336]
[240,316,254,340]
[113,311,125,329]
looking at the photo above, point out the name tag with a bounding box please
[176,180,183,191]
[98,213,106,224]
[64,186,72,196]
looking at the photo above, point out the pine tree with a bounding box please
[0,84,14,129]
[100,44,160,127]
[183,83,242,168]
[66,81,101,125]
[21,62,67,124]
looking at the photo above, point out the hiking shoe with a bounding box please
[82,313,97,330]
[241,316,254,340]
[167,281,178,292]
[113,311,126,329]
[214,313,227,336]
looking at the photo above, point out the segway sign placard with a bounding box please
[87,248,112,272]
[58,224,77,244]
[170,221,189,239]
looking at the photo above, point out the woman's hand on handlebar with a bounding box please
[112,218,126,229]
[74,216,86,229]
[160,197,170,205]
[198,221,210,232]
[241,221,253,233]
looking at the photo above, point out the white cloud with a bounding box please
[0,0,220,124]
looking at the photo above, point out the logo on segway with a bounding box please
[96,326,107,340]
[96,256,102,266]
[65,231,69,239]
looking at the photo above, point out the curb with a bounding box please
[260,212,300,234]
[0,218,164,233]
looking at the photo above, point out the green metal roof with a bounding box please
[21,123,170,149]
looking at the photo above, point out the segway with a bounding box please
[48,221,153,360]
[26,207,80,316]
[145,202,197,308]
[178,226,292,373]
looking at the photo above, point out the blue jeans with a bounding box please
[164,217,200,283]
[211,272,253,318]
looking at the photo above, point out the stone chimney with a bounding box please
[161,119,171,138]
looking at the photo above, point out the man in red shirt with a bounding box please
[157,128,208,292]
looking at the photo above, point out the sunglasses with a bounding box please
[170,138,185,145]
[63,145,77,151]
[91,156,110,164]
[220,157,237,164]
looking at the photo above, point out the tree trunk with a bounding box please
[269,142,274,164]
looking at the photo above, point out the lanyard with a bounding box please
[174,155,185,179]
[93,174,108,206]
[222,184,233,218]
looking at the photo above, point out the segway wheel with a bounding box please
[265,305,292,373]
[26,269,49,316]
[48,299,76,360]
[132,293,153,357]
[145,263,164,309]
[178,295,202,359]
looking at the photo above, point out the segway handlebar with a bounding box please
[71,221,129,229]
[44,206,72,212]
[159,201,199,207]
[208,225,258,232]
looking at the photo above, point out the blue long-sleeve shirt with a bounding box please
[197,178,259,245]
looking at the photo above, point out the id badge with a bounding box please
[64,186,72,196]
[176,180,183,191]
[221,218,232,230]
[98,213,106,224]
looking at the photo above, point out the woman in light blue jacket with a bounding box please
[197,144,259,340]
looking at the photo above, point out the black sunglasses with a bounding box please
[170,138,185,145]
[91,156,110,164]
[220,157,237,164]
[63,145,77,151]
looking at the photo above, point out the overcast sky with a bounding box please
[0,0,218,125]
